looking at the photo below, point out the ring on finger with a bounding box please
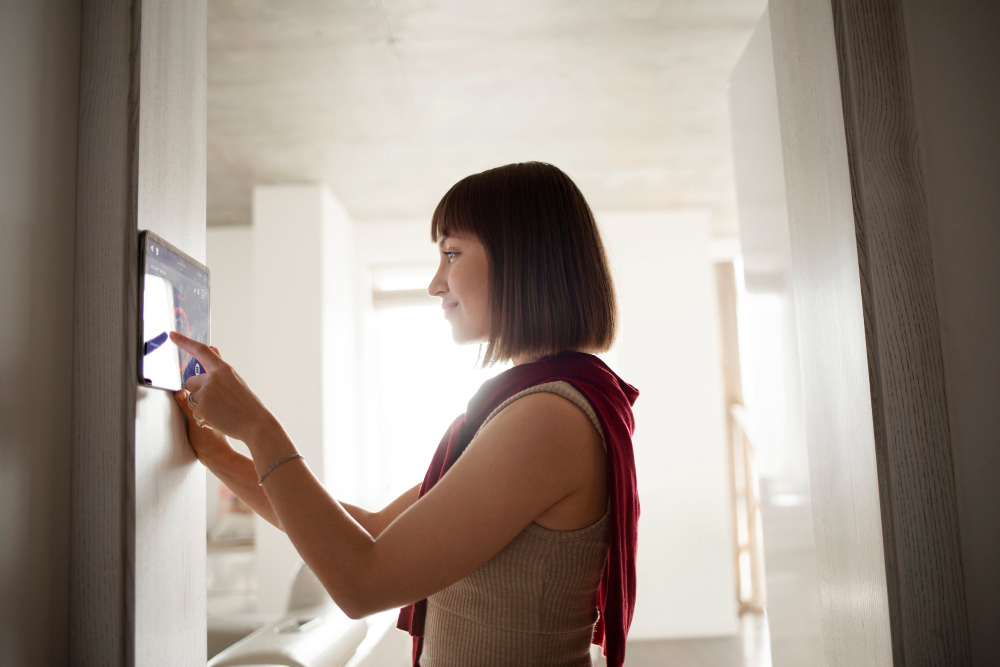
[187,391,198,409]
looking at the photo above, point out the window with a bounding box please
[371,302,509,506]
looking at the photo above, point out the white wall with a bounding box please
[599,209,738,638]
[207,184,356,614]
[351,220,440,508]
[0,1,81,662]
[728,13,826,666]
[205,225,256,539]
[130,4,210,662]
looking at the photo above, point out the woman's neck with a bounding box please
[511,348,590,366]
[511,353,541,366]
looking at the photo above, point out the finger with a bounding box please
[190,401,212,428]
[176,381,212,428]
[181,388,207,422]
[169,331,225,372]
[175,388,198,413]
[175,391,213,430]
[184,373,207,392]
[173,390,198,426]
[174,390,192,414]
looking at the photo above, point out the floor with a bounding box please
[592,614,772,667]
[348,612,772,667]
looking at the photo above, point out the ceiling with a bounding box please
[207,0,766,234]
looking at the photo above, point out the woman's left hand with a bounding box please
[169,331,273,443]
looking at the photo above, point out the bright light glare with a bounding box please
[769,493,807,508]
[374,305,509,505]
[374,274,434,292]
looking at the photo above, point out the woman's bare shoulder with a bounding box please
[474,390,602,470]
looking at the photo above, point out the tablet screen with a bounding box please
[140,232,210,391]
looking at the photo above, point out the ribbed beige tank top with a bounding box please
[420,381,611,667]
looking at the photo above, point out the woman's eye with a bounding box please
[444,251,458,261]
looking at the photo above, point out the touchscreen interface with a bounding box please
[141,234,210,391]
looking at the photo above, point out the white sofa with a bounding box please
[209,564,368,667]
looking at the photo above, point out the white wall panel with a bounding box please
[132,1,209,663]
[600,210,737,639]
[209,185,356,615]
[728,14,825,666]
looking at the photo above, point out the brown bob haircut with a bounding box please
[431,161,617,366]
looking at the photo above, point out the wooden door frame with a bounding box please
[768,0,970,664]
[70,1,207,664]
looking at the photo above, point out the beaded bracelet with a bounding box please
[258,453,303,486]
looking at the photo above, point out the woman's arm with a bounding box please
[201,441,420,537]
[207,446,284,529]
[351,482,422,538]
[176,388,421,537]
[174,333,598,620]
[253,393,596,619]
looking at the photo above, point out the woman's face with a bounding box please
[428,233,490,344]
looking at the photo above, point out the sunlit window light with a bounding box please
[372,303,510,507]
[372,265,436,292]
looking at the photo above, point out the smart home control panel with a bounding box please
[138,230,211,391]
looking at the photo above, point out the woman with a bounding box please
[173,162,640,666]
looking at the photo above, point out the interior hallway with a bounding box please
[6,0,998,663]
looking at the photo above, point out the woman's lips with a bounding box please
[442,301,458,316]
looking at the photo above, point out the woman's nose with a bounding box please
[428,269,447,296]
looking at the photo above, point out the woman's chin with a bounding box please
[449,325,486,346]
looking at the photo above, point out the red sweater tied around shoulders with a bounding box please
[396,351,640,667]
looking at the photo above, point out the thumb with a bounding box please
[174,390,196,420]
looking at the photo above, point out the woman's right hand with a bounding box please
[169,331,276,444]
[174,348,237,466]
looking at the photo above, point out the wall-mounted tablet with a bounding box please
[138,230,211,391]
